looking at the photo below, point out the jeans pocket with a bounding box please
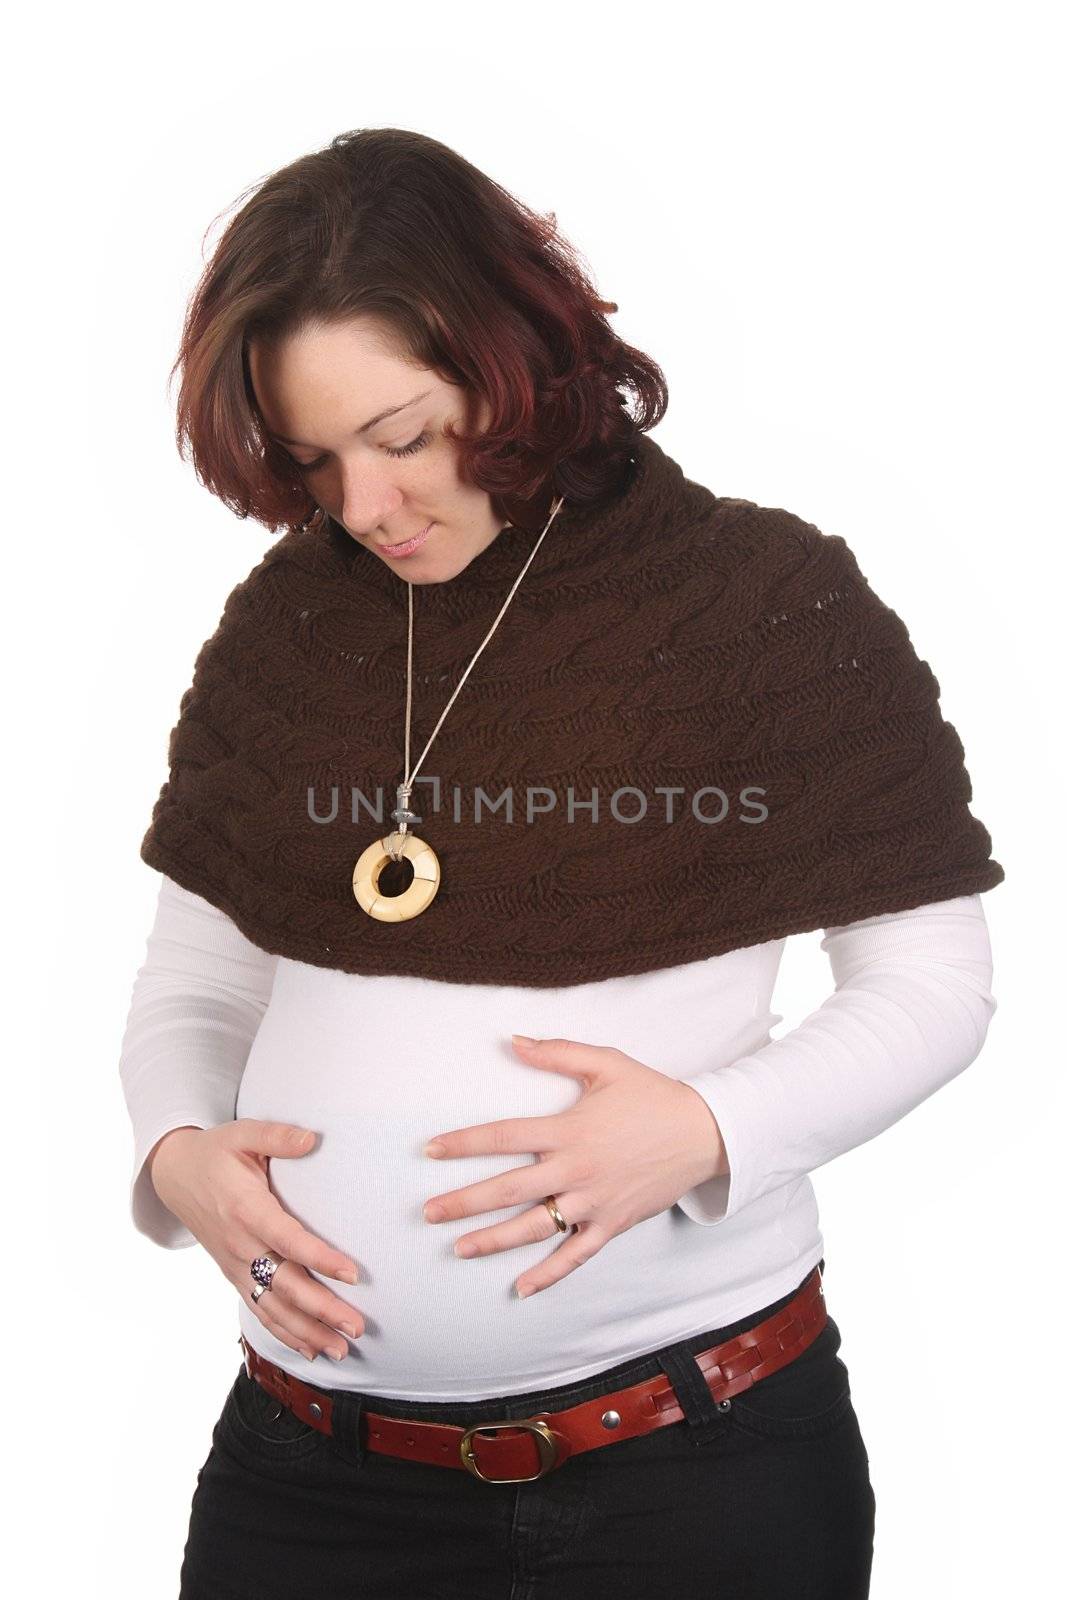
[222,1365,329,1461]
[726,1318,855,1442]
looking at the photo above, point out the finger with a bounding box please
[249,1292,316,1356]
[244,1289,320,1363]
[511,1034,615,1088]
[236,1253,355,1364]
[249,1292,343,1364]
[229,1206,365,1340]
[513,1217,607,1299]
[424,1114,564,1161]
[269,1258,365,1342]
[451,1190,582,1259]
[230,1118,320,1159]
[253,1188,360,1286]
[424,1155,557,1224]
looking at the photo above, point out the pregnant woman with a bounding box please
[119,127,1004,1600]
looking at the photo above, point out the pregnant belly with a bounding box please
[233,956,796,1398]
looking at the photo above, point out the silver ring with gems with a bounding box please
[250,1254,285,1292]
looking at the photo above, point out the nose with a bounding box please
[339,463,405,539]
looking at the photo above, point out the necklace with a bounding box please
[352,495,567,921]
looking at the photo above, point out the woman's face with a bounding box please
[248,317,506,585]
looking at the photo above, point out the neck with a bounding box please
[323,441,647,618]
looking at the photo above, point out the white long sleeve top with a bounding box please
[118,874,997,1400]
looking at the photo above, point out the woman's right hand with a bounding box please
[148,1120,364,1363]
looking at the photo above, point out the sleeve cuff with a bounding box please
[673,1072,746,1225]
[130,1119,211,1250]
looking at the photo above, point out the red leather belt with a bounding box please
[238,1263,826,1484]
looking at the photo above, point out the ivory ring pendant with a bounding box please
[352,833,442,922]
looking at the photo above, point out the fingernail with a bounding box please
[329,1346,347,1362]
[302,1347,317,1360]
[423,1141,445,1158]
[340,1267,359,1284]
[512,1034,535,1046]
[339,1324,359,1339]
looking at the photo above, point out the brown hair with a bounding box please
[169,127,668,535]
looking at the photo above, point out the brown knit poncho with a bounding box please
[139,432,1004,985]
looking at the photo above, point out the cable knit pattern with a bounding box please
[139,432,1004,984]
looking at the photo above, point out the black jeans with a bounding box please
[179,1263,876,1599]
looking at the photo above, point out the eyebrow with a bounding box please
[269,388,433,449]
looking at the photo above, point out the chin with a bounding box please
[373,554,448,584]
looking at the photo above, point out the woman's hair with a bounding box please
[170,127,668,534]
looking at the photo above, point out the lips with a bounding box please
[377,522,434,558]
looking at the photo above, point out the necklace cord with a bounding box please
[385,496,567,863]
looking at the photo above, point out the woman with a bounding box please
[119,127,1004,1599]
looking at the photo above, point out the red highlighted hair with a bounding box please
[170,126,668,535]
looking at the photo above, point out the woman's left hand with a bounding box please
[421,1034,728,1299]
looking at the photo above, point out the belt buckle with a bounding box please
[459,1417,560,1483]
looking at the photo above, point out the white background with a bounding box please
[6,1,1062,1594]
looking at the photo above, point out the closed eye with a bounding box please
[290,431,430,473]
